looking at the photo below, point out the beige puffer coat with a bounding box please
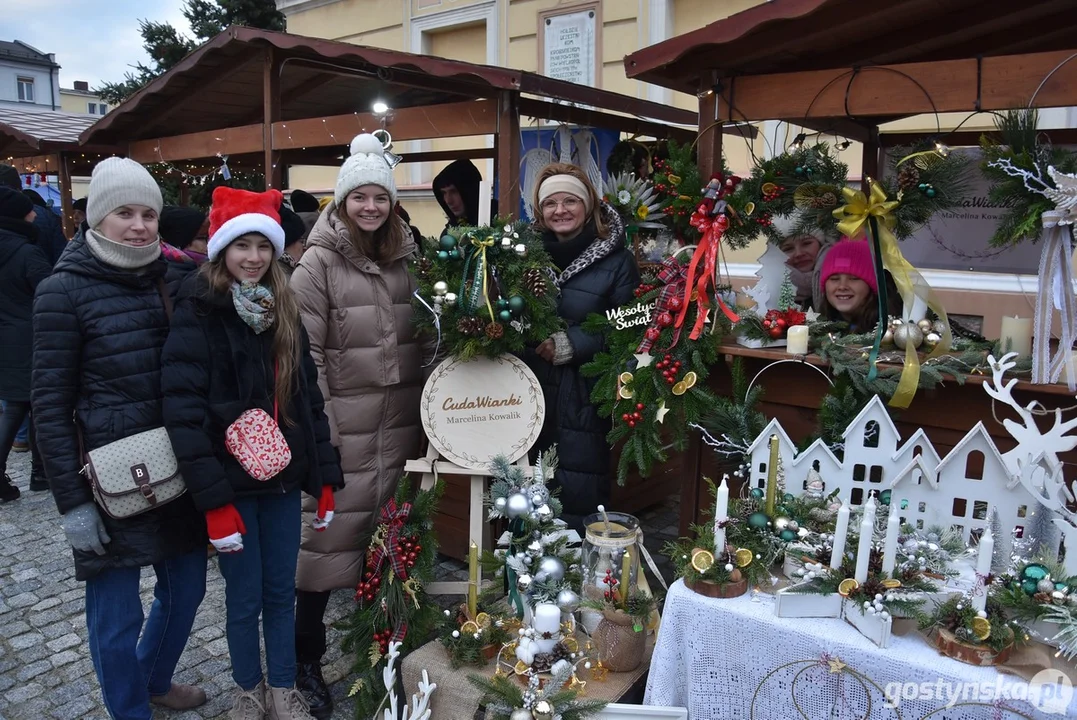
[291,207,430,591]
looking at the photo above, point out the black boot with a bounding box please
[28,474,48,492]
[0,474,20,503]
[296,662,332,719]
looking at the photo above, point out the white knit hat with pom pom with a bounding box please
[335,133,397,206]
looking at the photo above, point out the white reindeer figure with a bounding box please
[382,641,436,720]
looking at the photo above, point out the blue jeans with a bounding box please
[85,548,208,720]
[216,489,302,690]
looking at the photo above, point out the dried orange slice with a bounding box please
[690,548,715,572]
[672,381,687,396]
[682,371,698,389]
[475,612,491,629]
[971,617,991,640]
[514,660,530,675]
[562,636,579,653]
[881,579,902,589]
[837,578,860,597]
[761,182,778,195]
[743,201,756,216]
[734,548,753,567]
[618,385,634,399]
[461,620,480,635]
[619,371,634,384]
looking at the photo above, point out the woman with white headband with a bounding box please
[526,163,640,531]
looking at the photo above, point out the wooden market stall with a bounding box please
[623,0,1077,532]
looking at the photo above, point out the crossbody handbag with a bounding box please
[79,278,187,519]
[224,360,292,481]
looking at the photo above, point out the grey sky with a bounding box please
[5,0,192,89]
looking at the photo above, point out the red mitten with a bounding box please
[206,504,246,553]
[312,486,335,531]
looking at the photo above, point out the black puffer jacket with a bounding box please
[31,235,206,581]
[31,206,68,265]
[161,274,343,512]
[524,206,639,529]
[0,219,51,401]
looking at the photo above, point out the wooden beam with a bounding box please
[716,49,1077,121]
[127,124,264,164]
[57,153,73,240]
[496,91,521,218]
[696,87,723,179]
[263,47,282,190]
[881,127,1077,147]
[518,98,700,144]
[271,99,499,151]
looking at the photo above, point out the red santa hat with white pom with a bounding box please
[207,186,286,261]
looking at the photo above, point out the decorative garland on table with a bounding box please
[440,605,516,669]
[919,593,1026,656]
[411,221,562,361]
[993,555,1077,659]
[340,477,444,719]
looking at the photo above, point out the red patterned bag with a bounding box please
[225,363,292,481]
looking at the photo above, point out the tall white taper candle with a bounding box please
[714,475,729,557]
[854,494,876,584]
[830,497,850,570]
[881,500,900,575]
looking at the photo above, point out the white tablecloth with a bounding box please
[644,580,1077,719]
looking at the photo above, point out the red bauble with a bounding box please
[762,320,772,329]
[769,327,782,339]
[656,312,673,328]
[776,318,787,329]
[636,403,645,410]
[667,296,683,312]
[645,327,661,342]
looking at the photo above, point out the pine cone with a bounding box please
[485,322,504,340]
[457,317,484,336]
[897,165,920,191]
[417,257,432,277]
[524,268,548,298]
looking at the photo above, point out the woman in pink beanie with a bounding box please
[818,239,898,332]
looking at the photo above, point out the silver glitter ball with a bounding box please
[516,573,533,593]
[513,243,527,257]
[932,320,947,336]
[893,323,923,350]
[443,292,457,307]
[494,497,507,512]
[1038,578,1056,594]
[433,281,448,296]
[536,556,566,583]
[534,504,553,521]
[505,492,532,518]
[556,588,580,613]
[527,540,545,557]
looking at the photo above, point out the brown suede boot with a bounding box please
[230,680,266,720]
[150,683,208,710]
[266,685,316,720]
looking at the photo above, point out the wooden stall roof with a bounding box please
[0,107,101,157]
[82,25,722,150]
[624,0,1077,96]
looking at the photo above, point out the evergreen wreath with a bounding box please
[920,593,1025,655]
[439,604,515,669]
[340,477,444,719]
[411,221,563,360]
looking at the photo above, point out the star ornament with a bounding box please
[633,352,654,368]
[655,401,670,424]
[805,308,820,322]
[828,657,847,674]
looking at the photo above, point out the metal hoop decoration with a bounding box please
[745,359,835,404]
[372,128,393,151]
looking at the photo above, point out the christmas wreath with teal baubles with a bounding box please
[411,221,563,360]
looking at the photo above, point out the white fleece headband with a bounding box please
[537,175,592,214]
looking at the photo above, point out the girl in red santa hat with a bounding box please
[161,186,343,720]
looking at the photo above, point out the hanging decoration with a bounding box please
[649,139,727,245]
[411,221,562,361]
[341,477,444,719]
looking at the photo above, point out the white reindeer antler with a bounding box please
[381,641,437,720]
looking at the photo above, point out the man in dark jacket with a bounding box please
[432,158,483,233]
[0,164,67,265]
[0,188,51,502]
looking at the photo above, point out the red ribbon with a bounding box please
[366,498,413,642]
[636,256,690,353]
[677,207,739,340]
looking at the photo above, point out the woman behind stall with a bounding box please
[161,186,341,720]
[818,239,900,332]
[288,133,433,719]
[32,158,208,720]
[526,163,640,531]
[775,216,834,311]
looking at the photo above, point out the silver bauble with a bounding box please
[494,497,507,512]
[932,320,947,336]
[1053,591,1068,604]
[536,556,566,583]
[556,588,581,613]
[923,331,941,350]
[917,319,933,333]
[505,492,532,518]
[882,329,894,345]
[516,573,533,593]
[501,237,514,251]
[443,292,457,307]
[892,318,904,326]
[527,539,545,557]
[513,243,528,257]
[1038,578,1056,594]
[788,520,799,532]
[433,281,448,296]
[533,701,554,720]
[774,516,791,531]
[893,323,923,350]
[534,504,553,522]
[530,487,550,506]
[510,710,533,720]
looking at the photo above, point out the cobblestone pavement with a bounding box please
[1,447,679,720]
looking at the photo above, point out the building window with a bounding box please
[17,77,35,102]
[99,104,107,115]
[87,102,97,115]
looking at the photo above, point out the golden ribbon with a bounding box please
[460,234,497,323]
[832,182,952,409]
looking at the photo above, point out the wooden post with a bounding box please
[57,152,73,240]
[861,125,881,191]
[697,83,723,179]
[262,47,282,190]
[495,91,521,218]
[178,182,190,207]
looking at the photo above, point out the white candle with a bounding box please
[854,494,876,584]
[786,325,809,355]
[881,501,900,575]
[999,316,1032,358]
[714,475,729,556]
[532,602,561,654]
[1060,351,1077,385]
[830,497,850,570]
[973,525,994,611]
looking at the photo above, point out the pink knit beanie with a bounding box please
[819,239,877,294]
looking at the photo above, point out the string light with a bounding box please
[789,132,807,150]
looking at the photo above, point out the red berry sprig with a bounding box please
[373,628,393,655]
[620,402,645,428]
[655,354,683,386]
[355,569,382,604]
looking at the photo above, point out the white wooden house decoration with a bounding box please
[791,439,841,493]
[744,419,796,491]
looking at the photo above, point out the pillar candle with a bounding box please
[999,316,1032,358]
[714,476,729,557]
[764,434,779,518]
[621,547,633,599]
[830,497,850,570]
[532,603,561,653]
[1060,351,1077,385]
[786,325,809,355]
[854,495,876,584]
[973,525,994,612]
[881,501,900,575]
[467,540,478,618]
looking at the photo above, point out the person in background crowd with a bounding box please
[73,197,88,228]
[0,163,67,265]
[278,205,309,276]
[288,189,321,214]
[818,239,900,332]
[606,139,651,179]
[160,205,210,265]
[432,158,482,233]
[162,187,341,720]
[525,163,640,531]
[0,187,51,503]
[32,157,208,719]
[289,134,434,719]
[23,188,47,208]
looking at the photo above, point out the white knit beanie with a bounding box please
[86,157,163,229]
[334,134,397,206]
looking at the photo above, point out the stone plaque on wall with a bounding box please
[542,8,597,87]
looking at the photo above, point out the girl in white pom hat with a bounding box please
[288,134,436,717]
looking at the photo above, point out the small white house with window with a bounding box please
[0,40,61,110]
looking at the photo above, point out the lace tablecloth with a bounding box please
[644,580,1077,719]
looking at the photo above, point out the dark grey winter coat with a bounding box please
[0,219,51,401]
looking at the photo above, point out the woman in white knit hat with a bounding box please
[32,157,209,719]
[288,134,435,718]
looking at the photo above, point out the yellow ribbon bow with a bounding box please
[832,181,951,409]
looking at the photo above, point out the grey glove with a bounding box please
[61,503,111,556]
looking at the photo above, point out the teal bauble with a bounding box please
[879,490,892,505]
[437,250,449,261]
[439,235,457,251]
[749,488,765,500]
[779,529,797,542]
[1022,578,1040,595]
[1022,564,1050,582]
[747,511,770,530]
[508,296,526,314]
[783,493,795,503]
[795,166,804,175]
[499,310,512,323]
[448,248,460,260]
[925,188,936,198]
[497,298,510,310]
